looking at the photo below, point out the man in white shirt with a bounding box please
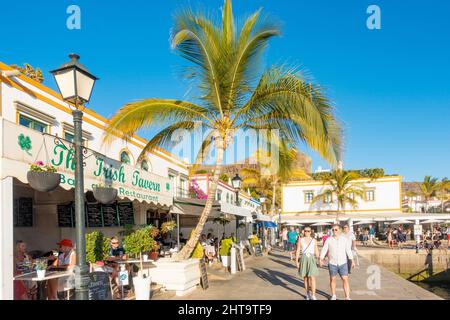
[343,224,358,271]
[320,224,355,300]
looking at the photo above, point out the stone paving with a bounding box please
[154,247,442,300]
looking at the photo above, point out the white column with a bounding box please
[348,218,354,231]
[230,246,236,274]
[0,176,14,299]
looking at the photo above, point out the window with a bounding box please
[226,193,229,203]
[64,132,74,142]
[141,160,149,172]
[120,151,131,164]
[179,178,187,197]
[64,131,87,146]
[216,190,222,201]
[324,192,332,203]
[19,115,47,133]
[304,191,314,204]
[230,194,234,204]
[366,190,375,201]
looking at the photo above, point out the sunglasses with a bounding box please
[111,242,119,245]
[304,230,311,233]
[332,228,339,231]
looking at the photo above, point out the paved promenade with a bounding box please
[155,248,441,300]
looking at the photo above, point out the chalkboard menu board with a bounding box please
[14,198,33,227]
[57,203,73,227]
[254,243,263,257]
[57,201,134,228]
[88,271,112,300]
[199,258,209,290]
[102,204,119,227]
[86,203,102,228]
[235,246,244,271]
[117,202,134,226]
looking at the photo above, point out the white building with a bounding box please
[0,60,210,299]
[281,176,403,223]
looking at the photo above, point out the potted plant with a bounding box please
[123,227,158,300]
[145,225,160,261]
[219,238,233,268]
[92,183,118,204]
[27,161,61,192]
[85,231,110,268]
[35,258,47,279]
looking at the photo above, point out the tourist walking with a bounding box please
[295,227,319,300]
[368,225,376,246]
[387,228,394,249]
[287,226,299,261]
[320,225,355,300]
[281,227,288,251]
[343,224,358,269]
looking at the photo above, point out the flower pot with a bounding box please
[133,276,151,300]
[36,269,46,280]
[149,252,159,261]
[221,255,230,268]
[142,254,148,262]
[27,171,61,192]
[92,187,118,204]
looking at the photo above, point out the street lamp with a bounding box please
[51,53,98,300]
[259,197,266,249]
[231,174,242,241]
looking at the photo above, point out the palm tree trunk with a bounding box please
[271,180,277,217]
[176,145,225,261]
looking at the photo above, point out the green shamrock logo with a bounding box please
[18,134,32,155]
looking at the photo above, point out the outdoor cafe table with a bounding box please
[13,270,72,300]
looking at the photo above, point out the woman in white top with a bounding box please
[47,239,76,300]
[295,228,320,300]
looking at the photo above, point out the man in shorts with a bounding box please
[320,225,355,300]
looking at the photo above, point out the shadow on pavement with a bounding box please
[269,257,296,269]
[251,267,332,300]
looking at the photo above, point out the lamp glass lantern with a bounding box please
[50,53,98,107]
[231,173,242,190]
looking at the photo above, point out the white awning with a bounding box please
[254,213,272,222]
[220,202,252,219]
[1,119,174,206]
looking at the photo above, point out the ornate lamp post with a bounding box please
[51,54,98,300]
[231,173,242,241]
[259,197,266,248]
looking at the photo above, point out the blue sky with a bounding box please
[1,0,449,181]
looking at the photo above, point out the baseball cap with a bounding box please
[57,239,73,248]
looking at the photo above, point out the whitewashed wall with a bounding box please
[282,177,402,214]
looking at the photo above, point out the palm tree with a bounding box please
[240,142,310,217]
[103,0,342,260]
[438,177,450,213]
[419,176,440,213]
[405,190,419,212]
[312,170,365,222]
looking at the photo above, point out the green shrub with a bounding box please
[123,227,158,256]
[219,238,233,256]
[191,241,204,259]
[85,231,110,264]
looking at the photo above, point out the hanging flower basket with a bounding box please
[92,186,118,204]
[27,161,61,192]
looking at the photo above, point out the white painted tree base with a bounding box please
[148,258,200,294]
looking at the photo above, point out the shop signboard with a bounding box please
[2,120,173,207]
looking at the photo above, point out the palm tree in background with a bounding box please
[104,0,342,260]
[419,176,440,213]
[240,141,310,217]
[312,170,366,222]
[438,177,450,213]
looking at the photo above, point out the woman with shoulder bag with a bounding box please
[295,228,320,300]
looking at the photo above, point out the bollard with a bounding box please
[230,246,237,274]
